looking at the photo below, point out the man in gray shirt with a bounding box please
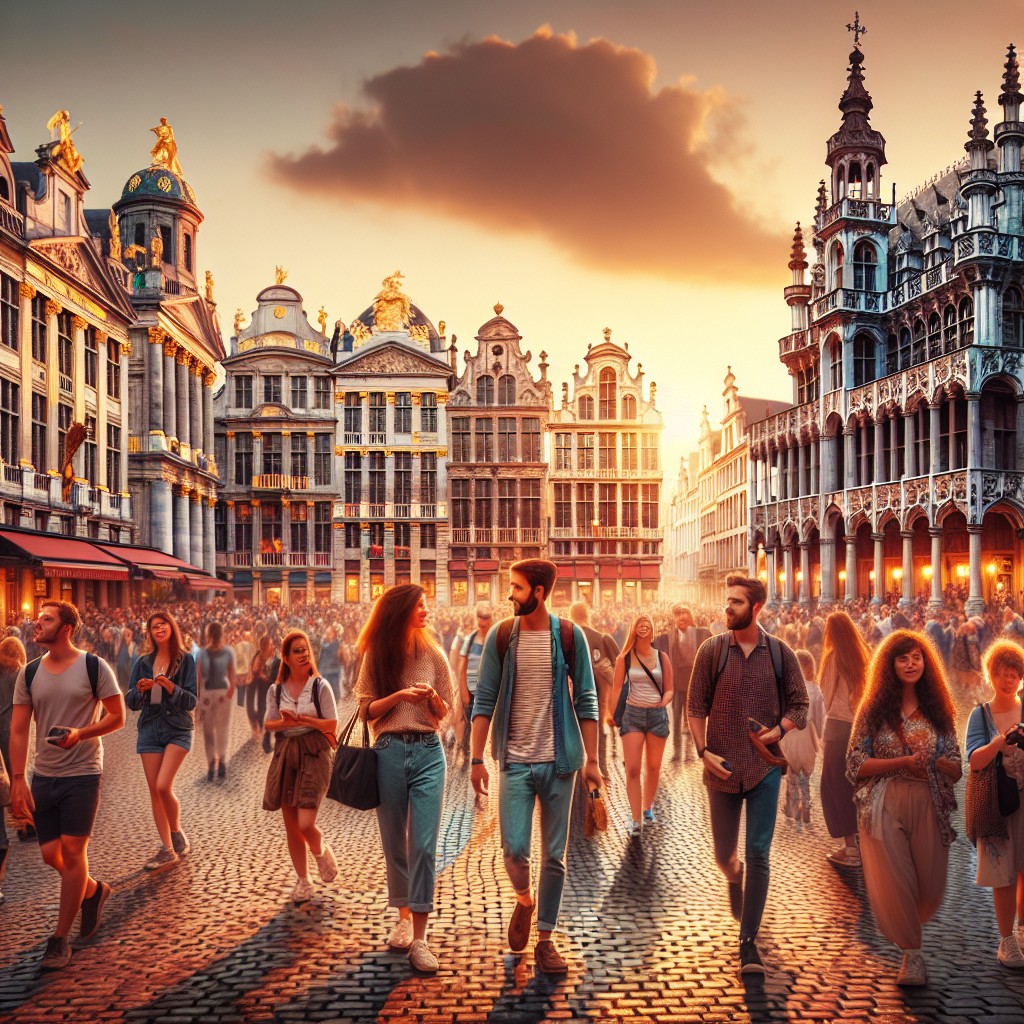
[9,600,124,970]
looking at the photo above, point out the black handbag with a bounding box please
[327,709,380,810]
[987,703,1021,818]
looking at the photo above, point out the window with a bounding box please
[183,233,192,273]
[344,523,361,548]
[84,327,98,388]
[0,378,18,464]
[928,313,942,359]
[395,392,412,433]
[578,395,594,420]
[827,337,842,391]
[394,521,411,557]
[260,433,281,476]
[622,433,637,471]
[474,479,492,527]
[290,501,308,554]
[369,392,386,435]
[263,375,282,404]
[368,452,386,504]
[476,375,494,406]
[31,295,46,363]
[522,418,541,462]
[641,484,660,529]
[853,333,874,387]
[134,223,145,249]
[555,433,571,471]
[420,392,437,432]
[598,483,617,527]
[576,484,594,531]
[291,435,308,479]
[959,297,974,346]
[107,426,121,492]
[344,452,361,504]
[260,502,281,554]
[313,435,331,485]
[451,478,470,529]
[420,523,436,549]
[554,482,572,528]
[497,417,517,461]
[215,502,227,552]
[943,305,957,353]
[57,403,72,466]
[159,224,172,264]
[344,392,362,437]
[797,364,819,404]
[984,384,1018,470]
[911,320,926,366]
[579,433,595,470]
[314,502,332,552]
[31,393,46,470]
[290,376,308,409]
[832,242,844,290]
[852,241,877,291]
[621,394,637,420]
[498,479,516,528]
[622,484,638,528]
[83,416,97,482]
[598,432,616,471]
[314,376,332,409]
[498,375,516,406]
[1003,287,1024,347]
[420,452,437,504]
[0,274,17,350]
[57,312,73,385]
[234,375,253,408]
[234,433,253,485]
[474,418,493,461]
[641,433,658,471]
[394,452,412,504]
[599,368,617,419]
[521,478,540,530]
[107,340,121,398]
[451,417,471,462]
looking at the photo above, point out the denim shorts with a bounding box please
[137,714,194,754]
[620,704,670,738]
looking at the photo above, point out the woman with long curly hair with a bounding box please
[819,610,871,867]
[354,583,452,974]
[846,630,961,987]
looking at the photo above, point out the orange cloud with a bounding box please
[269,26,787,284]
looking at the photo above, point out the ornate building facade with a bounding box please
[446,304,551,605]
[664,452,699,603]
[749,40,1024,613]
[548,330,663,607]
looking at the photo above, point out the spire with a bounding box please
[815,181,828,218]
[1000,44,1021,107]
[838,46,873,127]
[966,90,993,150]
[788,222,807,271]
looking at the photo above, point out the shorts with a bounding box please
[31,773,102,845]
[137,714,194,755]
[620,704,670,738]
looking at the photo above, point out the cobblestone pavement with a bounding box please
[2,697,1023,1024]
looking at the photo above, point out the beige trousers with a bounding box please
[200,691,232,765]
[860,777,949,949]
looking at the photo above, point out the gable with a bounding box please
[26,239,135,325]
[342,343,449,377]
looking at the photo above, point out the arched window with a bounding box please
[943,305,957,353]
[848,162,863,200]
[959,297,975,346]
[866,163,876,199]
[982,381,1018,470]
[928,313,942,359]
[899,327,912,370]
[1003,287,1024,347]
[886,333,899,376]
[476,374,494,406]
[852,241,877,291]
[621,394,637,420]
[853,333,875,387]
[497,374,516,405]
[912,320,926,365]
[832,242,845,290]
[578,395,594,420]
[598,368,616,419]
[827,336,843,391]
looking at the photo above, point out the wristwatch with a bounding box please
[470,758,484,766]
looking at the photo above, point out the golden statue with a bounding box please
[46,109,84,175]
[438,320,446,336]
[150,117,183,175]
[234,308,245,334]
[350,320,371,343]
[317,306,328,334]
[108,208,121,261]
[372,270,411,332]
[205,270,215,302]
[275,265,288,285]
[150,231,163,268]
[124,243,146,264]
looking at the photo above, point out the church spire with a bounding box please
[1000,44,1021,108]
[966,90,994,169]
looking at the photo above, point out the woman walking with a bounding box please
[126,611,197,870]
[262,630,338,904]
[965,639,1024,967]
[196,622,236,781]
[611,612,673,838]
[354,584,452,973]
[819,610,870,867]
[847,630,961,987]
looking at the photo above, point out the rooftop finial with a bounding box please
[968,90,991,145]
[789,222,807,270]
[815,180,828,216]
[1000,44,1021,106]
[846,11,867,49]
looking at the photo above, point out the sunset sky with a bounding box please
[4,1,1021,480]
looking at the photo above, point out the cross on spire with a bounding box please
[846,11,867,48]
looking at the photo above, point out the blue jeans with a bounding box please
[374,734,446,914]
[499,762,575,932]
[707,767,782,941]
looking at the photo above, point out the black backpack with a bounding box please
[25,653,100,700]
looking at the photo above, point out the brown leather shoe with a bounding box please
[534,939,569,975]
[508,900,534,953]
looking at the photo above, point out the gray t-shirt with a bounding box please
[13,653,120,777]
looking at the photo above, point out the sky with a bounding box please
[3,0,1022,484]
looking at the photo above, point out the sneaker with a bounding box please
[534,938,569,975]
[643,808,657,826]
[207,766,215,782]
[998,935,1024,968]
[739,937,765,976]
[896,951,927,987]
[408,939,439,973]
[40,935,72,970]
[628,820,642,839]
[508,899,534,953]
[291,877,314,904]
[827,846,861,868]
[144,847,179,872]
[79,880,111,939]
[314,841,338,883]
[388,915,414,950]
[170,830,191,857]
[217,762,226,779]
[728,863,744,922]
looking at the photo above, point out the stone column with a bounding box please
[967,525,985,615]
[765,548,777,604]
[797,443,807,499]
[799,541,811,605]
[820,434,835,492]
[929,528,943,610]
[148,329,165,437]
[860,421,871,485]
[190,361,202,455]
[203,371,215,461]
[149,479,173,554]
[873,419,885,483]
[189,491,203,567]
[783,546,795,604]
[809,438,819,496]
[905,411,917,477]
[96,328,108,488]
[163,339,177,443]
[872,532,884,606]
[844,430,857,489]
[173,486,190,562]
[71,316,86,423]
[820,537,836,604]
[900,530,914,608]
[120,339,131,491]
[967,394,981,469]
[775,447,785,500]
[748,545,758,578]
[204,497,216,576]
[845,535,858,602]
[889,419,899,481]
[176,350,190,448]
[17,284,34,463]
[929,402,941,475]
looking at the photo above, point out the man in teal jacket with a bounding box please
[471,558,601,975]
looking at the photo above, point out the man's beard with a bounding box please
[512,593,539,617]
[726,607,753,631]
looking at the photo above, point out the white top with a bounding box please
[626,649,664,708]
[507,629,555,763]
[265,675,337,737]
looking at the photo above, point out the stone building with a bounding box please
[664,451,699,603]
[548,330,663,607]
[749,39,1024,613]
[446,304,551,606]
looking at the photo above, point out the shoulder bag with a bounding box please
[965,702,1012,844]
[326,708,379,810]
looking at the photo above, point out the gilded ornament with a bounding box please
[19,283,36,300]
[44,300,63,318]
[233,308,245,335]
[148,327,165,345]
[150,231,163,268]
[46,109,84,175]
[275,266,288,285]
[157,176,172,193]
[108,209,121,261]
[71,315,86,331]
[205,270,215,302]
[128,174,142,192]
[150,118,183,176]
[273,306,286,319]
[317,306,328,334]
[372,271,411,332]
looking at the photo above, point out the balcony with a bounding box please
[343,432,363,445]
[816,196,896,232]
[812,287,887,321]
[550,526,661,540]
[778,329,817,361]
[369,432,386,445]
[548,466,657,480]
[59,373,73,394]
[0,204,25,238]
[251,474,310,490]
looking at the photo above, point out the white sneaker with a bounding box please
[408,939,439,973]
[998,935,1024,968]
[896,950,927,986]
[291,877,314,904]
[388,916,413,950]
[314,841,338,883]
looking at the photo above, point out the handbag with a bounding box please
[966,703,1011,844]
[993,701,1022,817]
[326,708,379,810]
[0,747,10,807]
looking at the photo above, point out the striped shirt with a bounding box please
[507,628,554,763]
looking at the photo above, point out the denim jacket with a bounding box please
[472,614,598,775]
[126,652,198,731]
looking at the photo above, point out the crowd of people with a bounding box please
[3,570,1024,984]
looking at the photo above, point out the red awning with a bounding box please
[575,562,594,580]
[0,529,130,580]
[640,565,661,581]
[448,560,468,576]
[619,561,642,580]
[474,559,499,572]
[43,561,128,582]
[598,565,619,580]
[96,542,203,575]
[186,576,233,591]
[555,563,576,580]
[148,569,181,581]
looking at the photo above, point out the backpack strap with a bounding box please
[24,654,98,700]
[558,618,576,681]
[766,634,785,714]
[496,619,515,663]
[24,656,42,695]
[311,678,323,720]
[708,633,730,707]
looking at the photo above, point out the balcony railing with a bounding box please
[1,464,20,485]
[344,432,363,445]
[0,204,25,237]
[369,432,386,445]
[59,373,73,394]
[812,287,887,320]
[251,474,310,490]
[816,196,896,231]
[548,466,659,479]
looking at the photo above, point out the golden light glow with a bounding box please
[922,565,933,578]
[838,570,847,581]
[987,562,997,575]
[869,570,876,580]
[956,564,969,579]
[796,570,804,582]
[893,568,903,580]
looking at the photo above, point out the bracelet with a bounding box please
[470,758,484,766]
[777,722,788,737]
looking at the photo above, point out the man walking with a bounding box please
[687,574,807,976]
[569,601,620,780]
[471,559,601,975]
[455,602,493,767]
[665,605,710,763]
[8,600,125,969]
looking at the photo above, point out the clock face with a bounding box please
[273,306,287,319]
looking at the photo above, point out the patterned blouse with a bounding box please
[846,708,961,847]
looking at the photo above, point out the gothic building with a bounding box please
[447,304,551,605]
[548,330,663,607]
[749,40,1024,613]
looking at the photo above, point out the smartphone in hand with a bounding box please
[46,726,70,746]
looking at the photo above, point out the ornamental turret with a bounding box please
[995,45,1023,229]
[785,223,811,333]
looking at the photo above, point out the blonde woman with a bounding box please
[611,613,674,838]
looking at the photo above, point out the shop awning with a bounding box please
[449,560,468,576]
[598,565,619,580]
[96,542,202,576]
[554,563,576,580]
[474,559,499,572]
[0,529,130,581]
[641,564,662,580]
[186,575,233,591]
[575,562,594,580]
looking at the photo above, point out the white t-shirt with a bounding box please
[507,629,555,763]
[265,675,338,737]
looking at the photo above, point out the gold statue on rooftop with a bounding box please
[108,208,121,261]
[317,306,328,334]
[373,270,411,332]
[150,231,163,268]
[234,308,245,334]
[205,271,215,302]
[150,117,183,175]
[275,265,288,285]
[46,109,84,175]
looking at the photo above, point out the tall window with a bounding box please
[943,305,957,353]
[621,484,638,528]
[1003,287,1024,347]
[621,394,637,420]
[234,375,253,408]
[263,374,282,403]
[314,376,332,409]
[476,375,495,405]
[159,224,172,264]
[554,483,572,528]
[369,392,386,435]
[421,523,436,549]
[183,233,192,272]
[474,479,492,529]
[521,478,540,529]
[84,327,98,388]
[451,478,470,529]
[598,483,617,527]
[578,395,594,420]
[344,392,362,437]
[578,433,595,470]
[215,502,227,552]
[497,375,516,405]
[260,503,281,553]
[235,504,253,555]
[262,433,282,475]
[555,433,571,470]
[83,416,97,482]
[622,432,637,471]
[31,392,46,470]
[394,521,411,557]
[599,368,617,419]
[641,483,660,528]
[598,432,616,471]
[314,502,332,552]
[0,274,17,350]
[474,417,493,461]
[828,337,842,391]
[290,501,308,553]
[57,403,72,464]
[984,384,1018,470]
[498,479,516,528]
[314,435,332,485]
[911,320,926,365]
[394,452,412,504]
[928,313,942,359]
[107,340,121,398]
[368,452,386,504]
[641,433,658,471]
[290,376,308,409]
[0,378,18,464]
[853,333,874,387]
[57,312,73,386]
[344,523,361,549]
[420,393,438,432]
[522,418,541,461]
[395,392,412,433]
[885,333,899,376]
[576,484,594,531]
[344,452,361,504]
[234,433,253,485]
[451,417,471,461]
[291,435,308,479]
[497,417,517,461]
[959,297,975,346]
[31,295,46,363]
[420,452,437,504]
[852,241,877,291]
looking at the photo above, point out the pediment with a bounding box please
[27,237,136,324]
[342,343,449,377]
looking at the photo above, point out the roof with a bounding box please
[888,162,967,248]
[119,166,198,208]
[738,396,791,422]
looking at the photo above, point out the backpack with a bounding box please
[25,653,100,700]
[275,676,325,719]
[709,630,786,711]
[496,618,576,678]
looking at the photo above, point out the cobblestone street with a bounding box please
[2,698,1023,1024]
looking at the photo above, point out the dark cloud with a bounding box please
[269,26,787,283]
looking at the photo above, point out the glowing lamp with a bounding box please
[956,564,969,579]
[838,570,847,581]
[893,568,903,581]
[922,566,933,579]
[869,570,876,581]
[987,562,997,575]
[778,572,786,582]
